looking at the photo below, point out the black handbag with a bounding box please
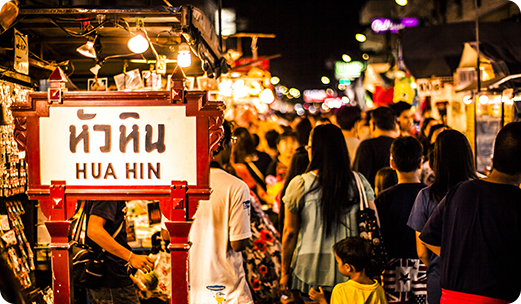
[71,202,123,288]
[353,173,389,278]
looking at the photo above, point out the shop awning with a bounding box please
[401,22,521,79]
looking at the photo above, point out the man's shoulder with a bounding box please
[210,168,249,191]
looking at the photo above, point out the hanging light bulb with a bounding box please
[77,36,98,58]
[177,43,191,67]
[128,33,149,54]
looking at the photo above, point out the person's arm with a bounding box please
[415,231,431,266]
[87,215,154,272]
[422,241,441,257]
[280,207,300,290]
[230,238,250,252]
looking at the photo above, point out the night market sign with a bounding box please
[371,18,419,34]
[11,87,225,206]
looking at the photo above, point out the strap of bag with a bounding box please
[353,172,369,211]
[246,160,265,182]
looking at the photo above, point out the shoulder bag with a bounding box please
[353,172,389,278]
[71,202,123,288]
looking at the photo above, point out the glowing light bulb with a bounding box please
[177,43,191,68]
[128,34,149,54]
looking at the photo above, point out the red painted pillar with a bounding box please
[165,221,192,304]
[45,220,73,304]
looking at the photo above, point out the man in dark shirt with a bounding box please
[420,122,521,303]
[353,106,398,187]
[375,136,427,303]
[86,201,155,304]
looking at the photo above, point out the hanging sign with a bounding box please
[39,106,197,186]
[416,78,442,97]
[14,29,29,75]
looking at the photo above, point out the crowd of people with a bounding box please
[72,100,520,304]
[200,102,521,304]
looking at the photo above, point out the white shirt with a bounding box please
[188,168,253,304]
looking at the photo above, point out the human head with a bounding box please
[374,167,398,195]
[212,120,233,157]
[265,129,280,151]
[428,123,448,145]
[420,117,436,138]
[370,106,397,132]
[390,101,414,133]
[295,117,312,147]
[277,131,299,159]
[430,129,477,202]
[308,124,351,173]
[390,136,423,172]
[231,127,256,163]
[492,121,521,175]
[333,237,373,275]
[335,105,362,131]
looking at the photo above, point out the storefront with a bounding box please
[0,4,229,304]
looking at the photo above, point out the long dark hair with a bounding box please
[307,124,356,236]
[429,129,477,203]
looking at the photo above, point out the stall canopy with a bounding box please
[0,4,228,88]
[401,22,521,80]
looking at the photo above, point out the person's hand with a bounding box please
[129,253,155,273]
[309,286,327,304]
[279,273,290,291]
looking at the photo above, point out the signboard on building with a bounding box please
[14,29,29,75]
[416,78,442,97]
[334,61,366,80]
[371,18,419,34]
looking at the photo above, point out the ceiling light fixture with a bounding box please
[0,0,18,34]
[77,36,98,59]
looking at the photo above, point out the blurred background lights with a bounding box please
[355,33,367,42]
[259,88,275,104]
[463,95,472,105]
[289,88,301,98]
[395,0,408,6]
[321,76,330,85]
[478,95,489,105]
[362,53,370,60]
[342,54,351,62]
[270,76,280,85]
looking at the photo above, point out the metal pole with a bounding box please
[474,0,480,170]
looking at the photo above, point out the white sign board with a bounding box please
[39,106,197,186]
[416,78,442,97]
[14,29,29,75]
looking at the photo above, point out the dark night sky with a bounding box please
[222,1,368,92]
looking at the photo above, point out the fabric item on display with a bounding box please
[382,258,427,304]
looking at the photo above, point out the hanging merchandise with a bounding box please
[0,199,35,289]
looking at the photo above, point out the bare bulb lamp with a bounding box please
[128,34,149,54]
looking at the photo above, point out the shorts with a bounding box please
[86,285,140,304]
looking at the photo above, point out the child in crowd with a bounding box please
[308,237,388,304]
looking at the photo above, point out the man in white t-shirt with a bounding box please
[162,121,253,304]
